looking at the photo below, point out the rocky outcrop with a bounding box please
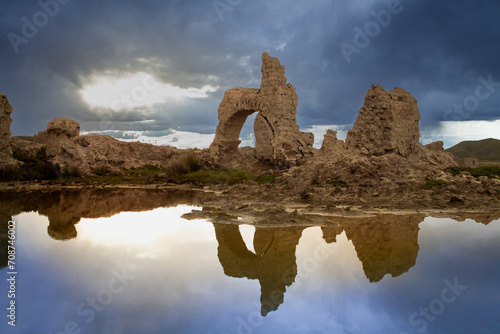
[12,118,195,174]
[44,118,81,158]
[11,137,45,158]
[320,129,349,161]
[421,141,456,165]
[0,94,19,168]
[47,118,80,138]
[210,53,313,166]
[345,85,421,157]
[49,133,184,174]
[320,85,455,166]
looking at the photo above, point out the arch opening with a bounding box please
[239,112,258,148]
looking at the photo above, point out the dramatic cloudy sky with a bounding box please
[1,0,499,147]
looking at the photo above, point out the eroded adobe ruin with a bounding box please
[345,85,421,157]
[210,52,314,165]
[210,54,455,167]
[0,94,18,167]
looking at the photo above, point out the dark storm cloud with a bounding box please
[0,0,499,136]
[337,1,500,125]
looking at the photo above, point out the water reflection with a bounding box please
[214,224,305,316]
[328,214,423,282]
[0,189,210,242]
[0,189,211,269]
[1,188,500,323]
[213,215,423,316]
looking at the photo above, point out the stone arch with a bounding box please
[209,88,273,159]
[209,53,314,165]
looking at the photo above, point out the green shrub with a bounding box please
[421,178,448,190]
[183,154,200,174]
[2,146,59,181]
[92,167,112,176]
[311,178,322,186]
[35,146,47,160]
[64,165,81,178]
[143,164,161,171]
[179,169,251,185]
[256,174,280,184]
[445,166,500,179]
[326,179,349,187]
[168,154,200,177]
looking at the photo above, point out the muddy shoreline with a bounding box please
[2,180,499,228]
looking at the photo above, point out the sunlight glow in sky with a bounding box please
[80,72,218,110]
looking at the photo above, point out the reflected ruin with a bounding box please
[214,224,305,316]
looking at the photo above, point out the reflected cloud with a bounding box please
[0,189,211,241]
[0,189,213,270]
[77,205,204,247]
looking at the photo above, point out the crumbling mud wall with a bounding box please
[345,85,421,157]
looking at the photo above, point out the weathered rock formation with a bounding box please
[43,117,81,157]
[319,129,349,160]
[210,53,313,166]
[47,118,81,138]
[0,94,19,168]
[11,117,194,174]
[319,84,455,166]
[345,85,421,157]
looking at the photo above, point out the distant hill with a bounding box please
[446,138,500,162]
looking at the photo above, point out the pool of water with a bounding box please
[0,189,499,334]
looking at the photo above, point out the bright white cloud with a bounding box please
[80,72,218,110]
